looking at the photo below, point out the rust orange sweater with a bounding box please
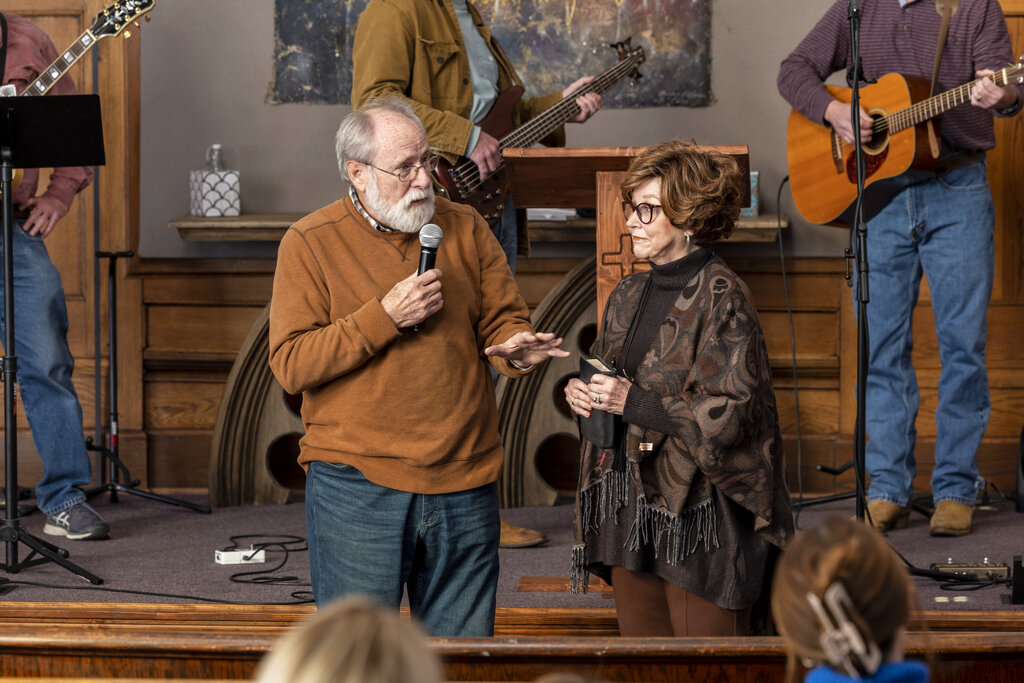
[268,195,533,494]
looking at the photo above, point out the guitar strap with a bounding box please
[926,0,960,158]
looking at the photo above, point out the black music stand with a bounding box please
[1,95,104,584]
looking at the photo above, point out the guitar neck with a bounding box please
[498,54,642,150]
[889,66,1022,132]
[21,30,98,97]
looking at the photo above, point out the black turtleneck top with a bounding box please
[621,247,713,435]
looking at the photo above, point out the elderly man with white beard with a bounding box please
[268,98,568,636]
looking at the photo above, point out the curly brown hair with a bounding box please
[620,140,744,247]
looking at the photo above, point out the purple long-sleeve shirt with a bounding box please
[778,0,1023,156]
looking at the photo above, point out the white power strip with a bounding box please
[214,547,266,565]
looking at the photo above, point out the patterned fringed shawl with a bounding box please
[572,256,793,594]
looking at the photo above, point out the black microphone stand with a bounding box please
[84,251,210,514]
[847,0,871,522]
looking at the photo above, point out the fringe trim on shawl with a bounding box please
[571,544,588,594]
[571,463,719,594]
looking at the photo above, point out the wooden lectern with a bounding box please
[504,146,750,322]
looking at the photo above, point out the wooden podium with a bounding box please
[504,146,751,322]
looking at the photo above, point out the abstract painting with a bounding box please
[270,0,710,108]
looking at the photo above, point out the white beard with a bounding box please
[363,173,436,234]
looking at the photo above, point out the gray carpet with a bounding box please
[1,492,1022,611]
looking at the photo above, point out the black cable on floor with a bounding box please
[774,175,806,528]
[224,534,309,589]
[0,534,315,604]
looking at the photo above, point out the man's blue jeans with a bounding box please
[856,161,992,507]
[0,222,92,516]
[492,196,517,274]
[305,460,500,636]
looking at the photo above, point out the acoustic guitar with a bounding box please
[432,39,645,225]
[786,57,1024,226]
[2,0,155,190]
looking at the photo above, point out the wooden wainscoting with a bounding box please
[139,251,1023,498]
[140,260,275,491]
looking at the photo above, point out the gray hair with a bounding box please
[335,97,425,183]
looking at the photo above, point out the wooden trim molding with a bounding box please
[1000,1,1024,18]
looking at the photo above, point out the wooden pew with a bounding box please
[1,603,1022,680]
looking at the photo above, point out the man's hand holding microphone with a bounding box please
[381,224,444,330]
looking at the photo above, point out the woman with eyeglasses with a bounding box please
[565,140,793,636]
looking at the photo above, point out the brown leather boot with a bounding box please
[866,500,910,532]
[499,518,547,548]
[930,500,973,536]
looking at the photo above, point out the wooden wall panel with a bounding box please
[140,270,273,490]
[137,249,1024,497]
[144,381,225,431]
[146,431,213,491]
[146,306,264,358]
[994,3,1024,303]
[143,275,274,306]
[775,389,840,435]
[760,311,840,362]
[741,271,843,311]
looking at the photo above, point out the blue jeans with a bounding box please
[492,197,517,274]
[305,460,501,636]
[0,222,92,515]
[855,161,992,507]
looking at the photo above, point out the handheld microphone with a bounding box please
[412,223,443,333]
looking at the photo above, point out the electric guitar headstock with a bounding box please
[609,38,646,85]
[91,0,156,41]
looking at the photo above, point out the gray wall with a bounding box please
[140,0,848,259]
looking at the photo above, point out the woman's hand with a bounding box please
[564,375,632,417]
[587,373,631,416]
[564,377,593,417]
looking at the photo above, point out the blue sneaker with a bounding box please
[43,502,110,540]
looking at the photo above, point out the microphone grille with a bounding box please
[419,223,443,249]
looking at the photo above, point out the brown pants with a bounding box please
[611,566,752,637]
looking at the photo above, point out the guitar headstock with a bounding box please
[609,37,646,84]
[90,0,156,40]
[1014,55,1024,84]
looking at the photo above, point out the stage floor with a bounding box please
[0,492,1021,611]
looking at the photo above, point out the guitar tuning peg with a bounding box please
[134,21,140,27]
[145,16,151,22]
[124,30,132,38]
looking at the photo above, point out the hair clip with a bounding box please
[806,582,882,678]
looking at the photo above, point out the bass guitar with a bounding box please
[433,38,645,225]
[3,0,156,190]
[786,57,1024,226]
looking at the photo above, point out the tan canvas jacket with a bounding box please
[351,0,565,161]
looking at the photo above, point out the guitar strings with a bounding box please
[450,56,638,194]
[447,53,643,199]
[867,67,1020,140]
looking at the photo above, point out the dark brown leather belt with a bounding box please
[939,150,985,175]
[12,208,30,220]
